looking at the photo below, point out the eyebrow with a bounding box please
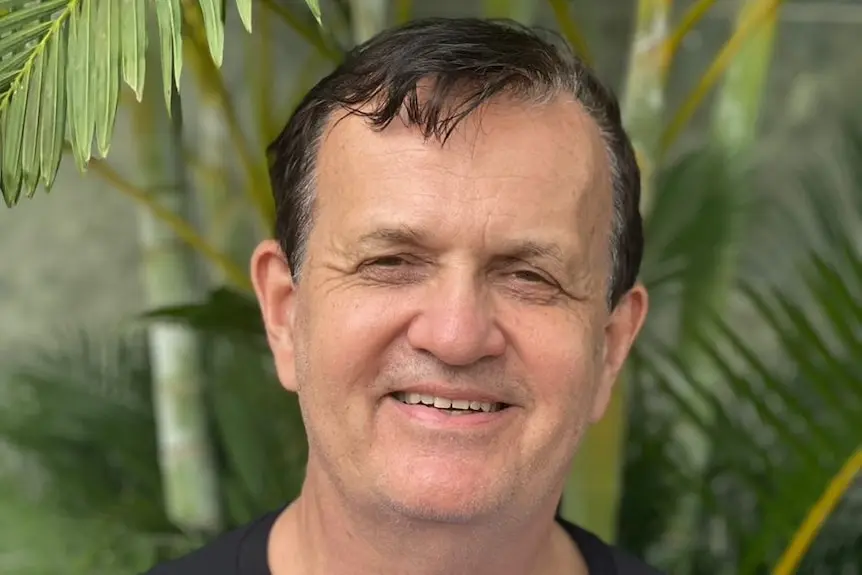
[502,240,566,265]
[354,225,568,267]
[356,225,428,249]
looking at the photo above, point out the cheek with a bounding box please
[513,346,600,486]
[298,288,409,394]
[522,323,604,435]
[547,354,597,425]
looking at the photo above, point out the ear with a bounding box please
[589,283,649,423]
[250,239,300,392]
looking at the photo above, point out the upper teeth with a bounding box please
[393,392,502,412]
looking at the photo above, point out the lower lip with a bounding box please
[385,396,513,429]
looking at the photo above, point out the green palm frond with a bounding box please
[0,328,196,573]
[641,147,751,321]
[0,322,307,570]
[0,0,319,207]
[139,286,266,344]
[631,275,861,573]
[618,354,696,559]
[305,0,321,25]
[623,118,862,572]
[0,329,166,523]
[0,0,248,206]
[207,337,308,525]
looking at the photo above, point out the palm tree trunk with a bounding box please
[192,91,252,284]
[350,0,389,44]
[621,0,672,216]
[132,45,222,535]
[182,5,263,280]
[561,0,672,543]
[712,0,777,150]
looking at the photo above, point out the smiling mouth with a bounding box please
[389,392,509,414]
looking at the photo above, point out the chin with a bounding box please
[372,458,508,524]
[382,490,496,524]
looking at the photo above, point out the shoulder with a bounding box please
[141,509,281,575]
[556,518,665,575]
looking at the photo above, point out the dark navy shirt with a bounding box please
[144,508,663,574]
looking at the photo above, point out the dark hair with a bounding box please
[268,17,642,308]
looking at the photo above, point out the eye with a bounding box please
[357,254,427,285]
[368,255,410,267]
[511,269,550,284]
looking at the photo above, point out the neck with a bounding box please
[268,465,582,575]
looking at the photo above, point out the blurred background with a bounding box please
[0,0,860,573]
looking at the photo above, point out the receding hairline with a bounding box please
[314,81,616,183]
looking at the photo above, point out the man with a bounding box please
[147,17,658,575]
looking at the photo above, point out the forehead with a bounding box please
[313,95,612,248]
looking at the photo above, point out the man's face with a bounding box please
[252,95,647,523]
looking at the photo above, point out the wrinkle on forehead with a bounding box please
[313,95,615,290]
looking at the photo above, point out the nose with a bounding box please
[406,270,506,366]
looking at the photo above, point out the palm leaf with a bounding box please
[139,286,266,344]
[624,119,862,572]
[641,147,751,314]
[305,0,321,25]
[0,328,198,573]
[618,350,697,558]
[0,0,319,206]
[0,322,308,570]
[0,329,166,522]
[207,337,307,525]
[632,277,861,572]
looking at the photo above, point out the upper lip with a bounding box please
[391,383,513,406]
